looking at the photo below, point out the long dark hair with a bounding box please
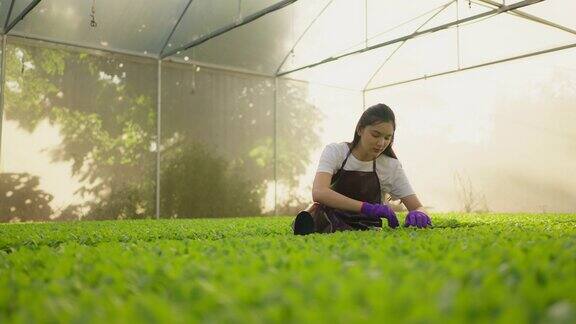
[351,103,398,159]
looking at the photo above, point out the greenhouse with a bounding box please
[0,0,575,221]
[0,0,575,322]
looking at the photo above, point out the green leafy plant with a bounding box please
[0,213,574,323]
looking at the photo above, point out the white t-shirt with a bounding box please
[316,142,415,200]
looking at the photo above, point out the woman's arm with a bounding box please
[400,194,426,212]
[312,172,363,213]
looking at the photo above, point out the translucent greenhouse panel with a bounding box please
[4,0,37,30]
[364,48,576,212]
[279,0,491,76]
[366,27,459,90]
[514,0,576,32]
[10,0,189,56]
[280,0,367,74]
[367,0,546,50]
[0,39,158,222]
[279,0,492,89]
[365,0,576,89]
[287,44,398,91]
[162,0,237,56]
[170,10,289,75]
[0,0,12,32]
[366,0,492,48]
[164,0,295,58]
[160,63,274,218]
[276,78,363,215]
[170,0,331,76]
[367,0,459,45]
[459,11,576,68]
[287,0,334,40]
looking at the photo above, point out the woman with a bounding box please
[293,103,432,235]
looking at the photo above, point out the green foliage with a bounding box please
[0,213,575,323]
[2,42,322,222]
[161,142,261,218]
[277,80,323,189]
[0,173,54,222]
[3,43,158,221]
[84,184,151,221]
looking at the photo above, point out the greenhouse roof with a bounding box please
[0,0,575,90]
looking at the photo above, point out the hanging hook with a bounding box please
[90,0,98,28]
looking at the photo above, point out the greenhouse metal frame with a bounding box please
[0,0,575,220]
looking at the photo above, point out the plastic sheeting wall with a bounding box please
[0,38,339,222]
[0,38,158,221]
[1,35,575,222]
[275,78,363,214]
[365,49,576,213]
[159,64,275,218]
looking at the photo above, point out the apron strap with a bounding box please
[331,143,353,186]
[339,144,353,170]
[332,143,380,185]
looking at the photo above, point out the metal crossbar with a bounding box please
[161,0,298,59]
[365,42,576,91]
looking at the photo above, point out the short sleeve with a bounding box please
[316,143,342,175]
[389,160,415,199]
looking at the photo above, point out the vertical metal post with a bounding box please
[456,0,461,69]
[364,0,368,48]
[273,77,278,216]
[362,89,366,110]
[0,36,6,171]
[156,60,162,220]
[237,0,242,20]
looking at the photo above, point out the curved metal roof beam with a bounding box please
[274,0,335,75]
[336,1,456,58]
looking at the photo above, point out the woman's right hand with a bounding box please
[360,202,399,228]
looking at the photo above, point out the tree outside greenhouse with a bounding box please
[0,43,321,221]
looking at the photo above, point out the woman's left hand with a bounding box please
[404,210,432,228]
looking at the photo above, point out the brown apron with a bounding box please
[293,143,383,233]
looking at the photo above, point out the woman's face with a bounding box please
[357,121,394,159]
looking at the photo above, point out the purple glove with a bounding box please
[404,210,432,228]
[360,202,399,228]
